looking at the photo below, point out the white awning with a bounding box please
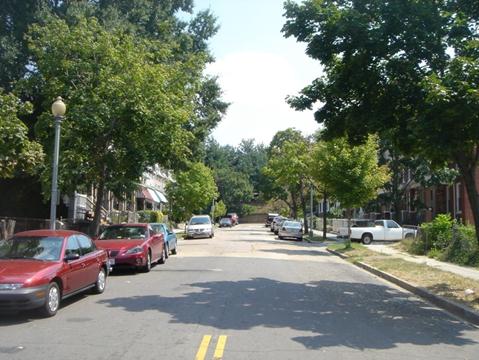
[155,190,168,203]
[146,188,161,203]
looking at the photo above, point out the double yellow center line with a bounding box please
[195,335,228,360]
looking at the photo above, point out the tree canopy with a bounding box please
[283,0,479,240]
[166,162,218,221]
[0,91,43,178]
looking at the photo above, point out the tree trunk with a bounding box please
[91,179,105,237]
[290,190,298,219]
[456,159,479,244]
[300,187,309,235]
[322,192,328,241]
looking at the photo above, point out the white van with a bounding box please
[186,215,214,239]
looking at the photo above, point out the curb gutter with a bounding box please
[326,248,479,326]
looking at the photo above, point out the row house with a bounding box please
[398,167,478,226]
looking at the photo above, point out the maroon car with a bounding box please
[94,224,166,272]
[0,230,109,317]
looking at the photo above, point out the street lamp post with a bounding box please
[50,97,66,230]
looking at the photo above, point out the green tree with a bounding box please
[263,130,312,233]
[213,200,227,221]
[24,17,208,234]
[311,135,389,246]
[283,0,479,242]
[214,168,254,214]
[166,162,218,222]
[0,91,43,178]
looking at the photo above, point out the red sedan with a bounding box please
[0,229,109,317]
[94,224,166,272]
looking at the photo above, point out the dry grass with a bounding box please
[329,243,479,311]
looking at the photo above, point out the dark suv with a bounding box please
[265,213,279,227]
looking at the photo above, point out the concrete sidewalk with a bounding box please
[310,229,341,241]
[364,243,479,282]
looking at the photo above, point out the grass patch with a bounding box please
[304,234,330,242]
[328,243,479,311]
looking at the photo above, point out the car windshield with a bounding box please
[220,218,231,223]
[283,221,302,228]
[99,226,146,240]
[189,217,210,225]
[0,236,63,261]
[150,224,162,233]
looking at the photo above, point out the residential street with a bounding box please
[1,224,479,360]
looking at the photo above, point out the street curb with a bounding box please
[326,248,479,326]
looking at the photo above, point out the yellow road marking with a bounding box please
[213,335,228,360]
[195,335,212,360]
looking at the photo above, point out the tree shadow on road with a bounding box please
[98,277,477,350]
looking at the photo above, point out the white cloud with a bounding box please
[207,51,320,146]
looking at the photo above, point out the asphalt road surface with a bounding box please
[1,224,479,359]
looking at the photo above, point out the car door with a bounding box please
[76,234,100,287]
[148,226,162,261]
[386,220,403,240]
[164,224,176,249]
[374,221,386,240]
[63,236,87,294]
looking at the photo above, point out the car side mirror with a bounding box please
[64,253,81,261]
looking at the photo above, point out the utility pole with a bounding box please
[310,185,314,239]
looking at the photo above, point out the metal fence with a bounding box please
[0,211,171,240]
[0,217,67,240]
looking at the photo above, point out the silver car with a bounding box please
[278,221,303,241]
[271,216,287,233]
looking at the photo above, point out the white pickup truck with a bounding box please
[350,220,416,244]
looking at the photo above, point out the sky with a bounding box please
[191,0,322,147]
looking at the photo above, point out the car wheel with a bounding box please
[171,243,177,255]
[92,268,106,294]
[40,282,61,317]
[298,237,303,242]
[142,251,152,272]
[158,247,166,264]
[362,233,373,245]
[278,236,284,240]
[405,233,414,239]
[164,243,169,259]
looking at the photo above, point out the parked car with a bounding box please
[219,218,233,228]
[0,229,109,317]
[273,218,289,235]
[227,213,239,225]
[94,224,166,272]
[350,219,417,244]
[278,220,303,241]
[265,213,279,227]
[150,223,178,256]
[186,215,214,239]
[271,216,287,233]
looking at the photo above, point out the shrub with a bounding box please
[440,224,478,265]
[137,210,164,223]
[404,236,428,255]
[419,214,454,251]
[427,248,442,259]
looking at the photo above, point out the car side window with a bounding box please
[77,235,95,255]
[65,236,81,257]
[386,220,400,229]
[148,227,155,237]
